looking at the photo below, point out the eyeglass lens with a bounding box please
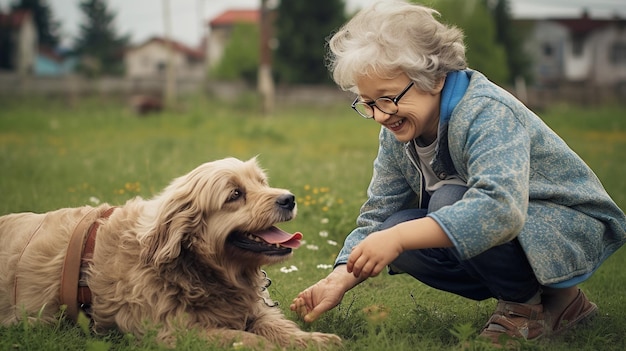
[354,98,397,118]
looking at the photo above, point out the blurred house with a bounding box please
[522,12,626,89]
[206,9,259,69]
[124,36,205,79]
[35,47,77,76]
[0,9,37,75]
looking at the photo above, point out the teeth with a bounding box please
[389,119,403,128]
[246,233,263,242]
[242,232,283,248]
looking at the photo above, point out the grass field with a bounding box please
[0,95,625,350]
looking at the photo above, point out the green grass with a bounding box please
[1,96,625,350]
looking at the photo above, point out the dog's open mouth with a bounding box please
[227,226,303,256]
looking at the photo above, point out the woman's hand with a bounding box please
[347,217,453,278]
[346,229,403,278]
[290,266,362,322]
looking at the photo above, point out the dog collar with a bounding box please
[60,206,116,321]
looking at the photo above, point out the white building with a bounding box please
[523,13,626,88]
[124,37,205,80]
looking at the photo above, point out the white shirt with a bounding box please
[415,139,466,194]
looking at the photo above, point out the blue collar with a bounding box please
[439,70,471,126]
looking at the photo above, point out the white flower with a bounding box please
[89,196,101,205]
[319,230,329,238]
[316,264,333,269]
[320,218,329,224]
[326,240,338,246]
[306,244,319,251]
[280,265,299,273]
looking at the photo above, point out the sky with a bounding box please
[1,0,625,48]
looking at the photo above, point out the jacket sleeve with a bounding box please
[429,96,530,259]
[335,128,421,266]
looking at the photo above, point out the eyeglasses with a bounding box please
[351,81,414,119]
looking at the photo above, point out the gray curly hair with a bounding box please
[326,0,467,93]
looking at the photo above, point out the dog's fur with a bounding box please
[0,157,340,349]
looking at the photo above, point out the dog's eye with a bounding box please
[228,189,243,202]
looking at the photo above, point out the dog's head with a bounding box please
[140,157,301,271]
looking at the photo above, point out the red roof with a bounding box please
[209,9,259,27]
[553,12,625,36]
[0,9,31,28]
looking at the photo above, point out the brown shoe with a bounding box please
[479,300,547,346]
[548,289,598,335]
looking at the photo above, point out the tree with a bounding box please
[274,0,346,84]
[73,0,129,76]
[430,0,509,86]
[0,17,15,70]
[487,0,533,84]
[210,23,259,84]
[11,0,60,48]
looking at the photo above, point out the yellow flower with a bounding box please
[362,304,389,323]
[123,182,141,193]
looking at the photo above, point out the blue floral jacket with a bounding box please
[335,69,626,286]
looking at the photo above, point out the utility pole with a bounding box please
[197,0,205,45]
[258,0,274,115]
[162,0,177,109]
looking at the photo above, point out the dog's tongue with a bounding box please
[254,226,303,249]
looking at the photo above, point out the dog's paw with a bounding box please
[300,332,342,349]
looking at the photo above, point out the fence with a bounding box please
[0,73,354,105]
[0,73,622,108]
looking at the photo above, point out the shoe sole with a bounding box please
[551,300,598,336]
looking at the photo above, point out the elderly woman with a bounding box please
[290,0,626,346]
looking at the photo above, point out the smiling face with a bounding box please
[142,158,301,273]
[355,73,444,144]
[197,158,301,265]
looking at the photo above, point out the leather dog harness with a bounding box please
[60,206,115,322]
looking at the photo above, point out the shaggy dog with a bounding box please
[0,157,341,349]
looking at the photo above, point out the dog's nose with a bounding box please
[276,193,296,211]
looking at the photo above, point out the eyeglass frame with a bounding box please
[351,81,415,119]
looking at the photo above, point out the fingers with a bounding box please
[290,297,309,318]
[290,287,316,319]
[346,247,360,275]
[303,300,331,323]
[290,294,323,323]
[290,285,340,323]
[348,248,381,278]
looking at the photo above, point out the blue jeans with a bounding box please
[385,184,540,303]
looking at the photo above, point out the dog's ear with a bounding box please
[140,198,202,267]
[139,159,243,268]
[139,169,215,268]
